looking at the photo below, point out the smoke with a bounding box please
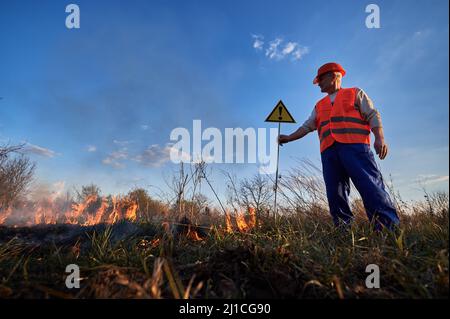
[29,181,66,202]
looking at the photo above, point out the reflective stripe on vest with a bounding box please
[315,88,371,152]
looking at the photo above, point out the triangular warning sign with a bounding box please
[265,100,296,123]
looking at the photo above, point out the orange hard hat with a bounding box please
[313,62,346,84]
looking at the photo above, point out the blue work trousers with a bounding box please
[320,142,400,230]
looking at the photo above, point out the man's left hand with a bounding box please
[374,138,388,160]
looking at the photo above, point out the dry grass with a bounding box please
[0,199,447,299]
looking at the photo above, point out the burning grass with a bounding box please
[0,206,448,299]
[0,194,139,227]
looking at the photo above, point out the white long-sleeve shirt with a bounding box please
[300,88,382,133]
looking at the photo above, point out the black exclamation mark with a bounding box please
[278,105,282,120]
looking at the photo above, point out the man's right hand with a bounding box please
[278,134,291,146]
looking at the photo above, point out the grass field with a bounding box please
[0,202,447,299]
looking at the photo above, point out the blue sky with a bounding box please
[0,0,448,203]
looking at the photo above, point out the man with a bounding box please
[278,62,399,230]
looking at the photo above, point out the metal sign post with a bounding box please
[273,122,281,217]
[265,100,296,218]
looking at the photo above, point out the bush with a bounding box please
[0,144,35,211]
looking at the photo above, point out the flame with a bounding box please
[186,229,203,241]
[150,238,160,248]
[248,207,256,229]
[66,195,98,225]
[137,238,160,249]
[235,212,248,232]
[160,220,205,241]
[108,196,120,224]
[125,201,138,221]
[0,207,12,224]
[0,194,140,227]
[34,198,58,225]
[225,207,257,233]
[85,197,108,226]
[225,211,233,233]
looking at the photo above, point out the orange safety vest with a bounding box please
[315,87,371,153]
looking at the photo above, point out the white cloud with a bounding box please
[133,144,173,168]
[252,34,264,50]
[23,143,58,158]
[102,142,196,169]
[132,143,196,167]
[102,140,135,168]
[140,125,149,131]
[266,38,283,60]
[102,148,128,169]
[102,142,192,169]
[282,42,297,55]
[253,35,309,62]
[86,145,97,152]
[292,46,309,61]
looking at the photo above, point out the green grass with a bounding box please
[0,208,448,299]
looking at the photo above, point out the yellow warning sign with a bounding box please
[265,100,296,123]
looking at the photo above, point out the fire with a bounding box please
[248,207,256,228]
[35,206,57,225]
[66,194,99,225]
[186,229,203,241]
[161,219,206,241]
[0,207,12,224]
[236,213,248,232]
[108,196,120,224]
[84,197,108,225]
[225,211,233,233]
[150,238,160,248]
[225,207,257,233]
[0,194,140,227]
[125,202,138,221]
